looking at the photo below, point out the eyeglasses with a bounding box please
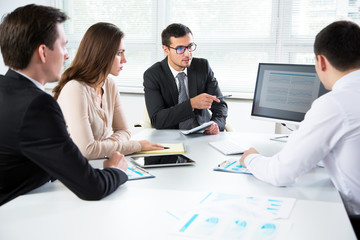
[167,43,197,54]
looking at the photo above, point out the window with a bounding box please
[57,0,360,97]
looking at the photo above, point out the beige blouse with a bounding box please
[57,77,141,159]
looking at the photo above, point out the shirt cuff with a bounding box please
[244,153,260,168]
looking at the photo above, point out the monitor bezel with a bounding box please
[251,63,329,125]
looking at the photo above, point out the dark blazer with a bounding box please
[143,57,228,130]
[0,69,128,206]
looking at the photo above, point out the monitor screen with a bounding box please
[251,63,329,124]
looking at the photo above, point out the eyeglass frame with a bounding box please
[166,42,197,54]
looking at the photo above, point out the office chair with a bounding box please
[134,106,233,132]
[133,106,152,128]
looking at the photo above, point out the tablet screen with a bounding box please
[129,155,195,168]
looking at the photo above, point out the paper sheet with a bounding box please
[214,160,252,175]
[126,162,155,180]
[167,192,295,239]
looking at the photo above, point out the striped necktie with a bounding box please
[177,72,197,129]
[177,72,188,103]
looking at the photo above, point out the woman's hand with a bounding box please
[139,140,165,151]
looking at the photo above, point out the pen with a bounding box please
[163,147,170,149]
[271,136,288,140]
[217,94,232,99]
[218,160,229,167]
[134,165,149,174]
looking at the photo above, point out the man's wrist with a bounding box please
[190,98,195,109]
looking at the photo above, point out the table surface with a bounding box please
[0,129,356,240]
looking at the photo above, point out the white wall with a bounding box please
[1,0,278,135]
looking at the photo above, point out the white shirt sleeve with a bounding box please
[245,94,346,186]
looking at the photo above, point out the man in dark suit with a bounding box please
[0,4,128,206]
[143,23,228,135]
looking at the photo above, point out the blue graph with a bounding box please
[260,223,277,235]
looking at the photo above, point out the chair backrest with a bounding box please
[133,106,153,128]
[142,106,153,128]
[224,122,233,132]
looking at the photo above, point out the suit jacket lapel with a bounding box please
[187,63,197,98]
[161,57,179,104]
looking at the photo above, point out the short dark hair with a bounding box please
[0,4,68,70]
[314,20,360,71]
[161,23,192,46]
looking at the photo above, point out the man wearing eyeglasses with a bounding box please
[143,23,228,135]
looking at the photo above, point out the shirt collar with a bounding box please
[13,70,45,91]
[167,62,188,79]
[332,69,360,91]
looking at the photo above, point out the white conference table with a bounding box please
[0,129,356,240]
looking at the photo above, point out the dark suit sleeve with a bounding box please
[143,66,195,129]
[203,59,228,130]
[18,93,127,200]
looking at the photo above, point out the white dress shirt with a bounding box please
[168,62,189,96]
[13,70,45,91]
[245,70,360,215]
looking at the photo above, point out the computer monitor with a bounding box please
[251,63,329,125]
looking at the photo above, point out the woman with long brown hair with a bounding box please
[53,22,163,159]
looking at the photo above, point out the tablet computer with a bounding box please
[180,121,213,135]
[129,154,196,168]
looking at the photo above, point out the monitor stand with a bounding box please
[271,123,299,142]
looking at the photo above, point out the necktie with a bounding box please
[177,72,188,103]
[177,72,197,129]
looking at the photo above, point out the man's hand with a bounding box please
[204,121,219,135]
[139,140,165,151]
[103,151,128,171]
[240,147,259,167]
[190,93,220,109]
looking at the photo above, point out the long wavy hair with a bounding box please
[53,22,124,99]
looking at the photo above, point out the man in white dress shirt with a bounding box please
[240,20,360,236]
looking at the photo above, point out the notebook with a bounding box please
[137,143,185,155]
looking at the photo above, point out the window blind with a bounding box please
[58,0,360,96]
